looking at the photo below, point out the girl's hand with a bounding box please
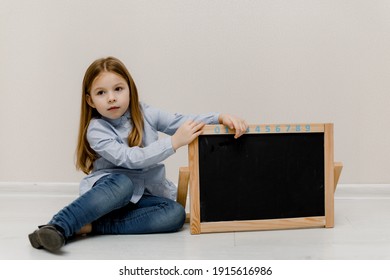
[218,114,248,139]
[172,120,205,151]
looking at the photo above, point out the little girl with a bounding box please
[28,56,248,252]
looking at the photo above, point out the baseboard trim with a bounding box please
[0,182,79,196]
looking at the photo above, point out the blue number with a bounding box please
[225,127,229,133]
[296,125,301,132]
[275,125,281,132]
[214,126,220,134]
[255,126,261,133]
[305,125,311,132]
[266,126,271,132]
[286,125,291,132]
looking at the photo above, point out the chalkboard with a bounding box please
[188,123,335,234]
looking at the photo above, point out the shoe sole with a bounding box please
[29,227,65,252]
[28,231,43,249]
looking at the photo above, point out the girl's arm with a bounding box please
[144,103,247,150]
[143,103,247,138]
[143,103,219,135]
[171,115,248,150]
[87,120,176,170]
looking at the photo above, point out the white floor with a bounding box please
[1,183,390,260]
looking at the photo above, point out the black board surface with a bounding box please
[198,133,325,222]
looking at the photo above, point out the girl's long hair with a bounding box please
[76,57,144,174]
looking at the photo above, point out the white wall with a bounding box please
[1,0,390,184]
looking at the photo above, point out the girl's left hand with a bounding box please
[218,114,248,139]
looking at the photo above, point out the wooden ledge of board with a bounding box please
[197,217,326,234]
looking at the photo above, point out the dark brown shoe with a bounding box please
[28,225,65,252]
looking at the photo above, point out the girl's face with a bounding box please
[87,71,130,120]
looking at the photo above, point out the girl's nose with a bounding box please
[107,92,116,102]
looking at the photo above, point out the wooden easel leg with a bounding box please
[177,166,190,223]
[334,162,343,193]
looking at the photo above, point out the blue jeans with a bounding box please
[48,174,186,238]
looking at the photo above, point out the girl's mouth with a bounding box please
[108,106,120,111]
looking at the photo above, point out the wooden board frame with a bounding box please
[188,123,335,234]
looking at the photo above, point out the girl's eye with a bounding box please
[97,90,105,95]
[115,87,123,92]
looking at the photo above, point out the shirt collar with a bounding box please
[102,110,131,127]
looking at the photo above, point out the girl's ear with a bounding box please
[86,94,96,108]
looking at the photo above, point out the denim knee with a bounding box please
[95,173,134,204]
[167,202,186,231]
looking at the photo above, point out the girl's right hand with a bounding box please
[171,120,205,151]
